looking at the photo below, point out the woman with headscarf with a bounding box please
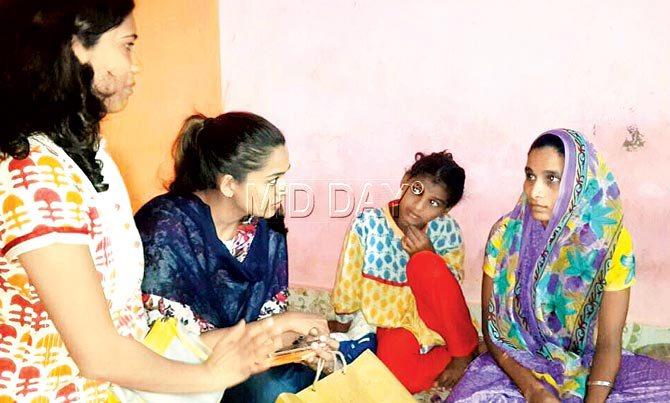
[449,129,670,402]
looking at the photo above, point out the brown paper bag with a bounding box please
[276,350,415,403]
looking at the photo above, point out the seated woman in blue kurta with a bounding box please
[135,112,328,403]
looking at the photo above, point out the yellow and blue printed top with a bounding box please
[332,205,465,347]
[484,223,636,292]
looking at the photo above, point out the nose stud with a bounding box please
[411,180,424,195]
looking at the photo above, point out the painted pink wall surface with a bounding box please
[218,1,670,327]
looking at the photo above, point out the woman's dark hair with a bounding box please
[529,133,565,156]
[406,151,465,208]
[169,112,286,194]
[0,0,135,192]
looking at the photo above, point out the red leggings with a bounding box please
[376,251,478,393]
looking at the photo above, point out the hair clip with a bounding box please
[411,180,424,195]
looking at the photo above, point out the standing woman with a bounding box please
[136,112,329,403]
[0,2,280,401]
[448,129,670,402]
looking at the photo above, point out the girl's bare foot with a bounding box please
[434,354,474,389]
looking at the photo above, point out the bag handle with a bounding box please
[310,350,347,391]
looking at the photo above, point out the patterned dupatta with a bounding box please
[487,129,624,398]
[137,193,288,328]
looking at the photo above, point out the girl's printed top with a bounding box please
[332,203,465,347]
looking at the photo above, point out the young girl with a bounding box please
[331,151,479,393]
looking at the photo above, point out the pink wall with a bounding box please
[218,1,670,327]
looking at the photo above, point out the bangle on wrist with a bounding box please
[587,380,613,388]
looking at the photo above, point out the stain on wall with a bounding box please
[623,125,646,151]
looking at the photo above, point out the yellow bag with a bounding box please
[276,350,415,403]
[110,318,223,403]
